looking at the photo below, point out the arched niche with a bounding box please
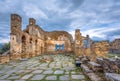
[22,35,26,44]
[30,38,32,44]
[35,40,37,44]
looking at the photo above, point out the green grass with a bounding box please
[108,53,120,58]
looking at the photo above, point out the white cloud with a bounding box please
[0,39,10,43]
[69,30,75,40]
[0,0,21,13]
[112,35,120,40]
[0,0,120,42]
[82,27,120,39]
[23,4,48,19]
[69,26,120,41]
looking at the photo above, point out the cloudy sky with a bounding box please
[0,0,120,43]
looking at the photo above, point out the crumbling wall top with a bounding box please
[11,14,22,21]
[29,18,36,25]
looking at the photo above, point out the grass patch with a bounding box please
[108,53,120,58]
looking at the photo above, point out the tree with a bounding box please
[0,42,10,54]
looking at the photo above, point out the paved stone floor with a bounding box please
[0,54,88,81]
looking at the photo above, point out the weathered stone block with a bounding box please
[97,58,120,73]
[105,73,120,81]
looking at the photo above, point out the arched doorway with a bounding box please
[22,35,26,53]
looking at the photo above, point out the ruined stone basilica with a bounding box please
[10,14,109,60]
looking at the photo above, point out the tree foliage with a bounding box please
[0,42,10,54]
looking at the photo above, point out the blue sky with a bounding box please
[0,0,120,43]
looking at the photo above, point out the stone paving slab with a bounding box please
[72,75,85,80]
[60,75,70,81]
[46,75,57,80]
[43,70,54,74]
[21,74,33,79]
[0,74,11,79]
[8,75,20,79]
[32,70,43,74]
[31,74,45,80]
[54,70,64,74]
[0,54,88,81]
[39,66,48,70]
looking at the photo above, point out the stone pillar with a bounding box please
[74,29,82,56]
[10,14,22,60]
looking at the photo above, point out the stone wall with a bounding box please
[9,14,73,61]
[91,41,110,60]
[110,39,120,54]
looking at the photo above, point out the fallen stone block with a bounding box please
[88,62,102,72]
[105,73,120,81]
[87,73,101,81]
[97,57,120,73]
[81,64,93,73]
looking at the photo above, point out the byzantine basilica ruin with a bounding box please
[9,14,109,60]
[0,14,119,81]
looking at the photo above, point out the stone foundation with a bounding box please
[10,54,21,60]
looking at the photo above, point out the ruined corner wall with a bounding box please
[91,41,110,60]
[74,29,110,60]
[74,29,92,56]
